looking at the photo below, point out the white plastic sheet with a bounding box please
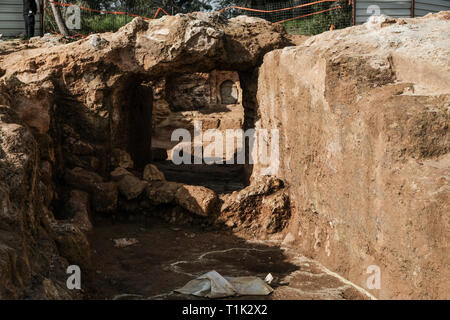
[175,270,273,298]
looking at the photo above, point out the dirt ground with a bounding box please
[85,218,370,300]
[83,160,371,300]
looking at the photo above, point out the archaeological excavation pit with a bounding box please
[0,10,448,302]
[0,13,300,300]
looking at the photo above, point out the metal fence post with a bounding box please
[353,0,356,25]
[40,0,44,36]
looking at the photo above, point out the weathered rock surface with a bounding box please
[111,149,134,169]
[175,185,218,217]
[66,190,93,232]
[118,175,147,200]
[48,221,91,272]
[146,181,182,205]
[39,160,55,206]
[0,13,290,175]
[256,13,450,299]
[64,167,103,193]
[145,180,217,217]
[0,106,82,299]
[143,164,165,181]
[92,182,118,213]
[110,167,133,182]
[219,176,291,235]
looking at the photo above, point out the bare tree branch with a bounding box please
[50,1,69,36]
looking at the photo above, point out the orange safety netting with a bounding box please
[47,0,348,38]
[219,0,347,14]
[48,1,169,20]
[275,6,342,24]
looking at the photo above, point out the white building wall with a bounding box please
[355,0,450,24]
[0,0,41,37]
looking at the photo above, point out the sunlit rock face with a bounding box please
[1,8,448,300]
[255,12,450,299]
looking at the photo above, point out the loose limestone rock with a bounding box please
[88,34,109,50]
[48,221,92,271]
[64,168,118,213]
[66,190,93,232]
[175,185,217,217]
[110,167,133,182]
[64,167,103,193]
[118,175,147,200]
[143,164,165,181]
[111,149,134,169]
[219,176,291,234]
[92,182,118,213]
[146,181,182,205]
[146,181,218,217]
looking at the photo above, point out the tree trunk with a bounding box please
[50,2,69,36]
[39,0,44,36]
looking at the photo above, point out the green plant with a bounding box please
[281,1,351,35]
[80,14,134,33]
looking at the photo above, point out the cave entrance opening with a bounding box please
[127,83,153,171]
[149,70,248,194]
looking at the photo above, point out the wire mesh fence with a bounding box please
[44,1,167,36]
[222,0,352,35]
[44,0,353,38]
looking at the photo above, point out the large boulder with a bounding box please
[64,167,118,213]
[111,148,134,169]
[219,176,291,234]
[146,181,217,217]
[92,182,118,213]
[175,185,217,217]
[256,13,450,299]
[143,164,165,181]
[64,167,103,193]
[110,167,133,182]
[146,181,182,205]
[39,160,54,207]
[48,221,92,272]
[118,175,147,200]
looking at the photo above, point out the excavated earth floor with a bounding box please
[85,165,372,300]
[86,219,371,300]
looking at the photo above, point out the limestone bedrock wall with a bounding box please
[256,13,450,299]
[0,12,292,298]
